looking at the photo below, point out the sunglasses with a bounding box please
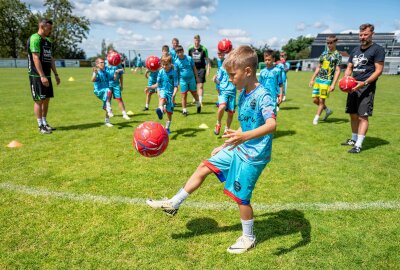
[326,42,335,44]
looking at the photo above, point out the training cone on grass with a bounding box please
[7,140,23,148]
[68,77,75,82]
[199,123,209,129]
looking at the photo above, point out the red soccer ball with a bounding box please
[218,38,233,53]
[133,121,169,157]
[339,76,358,92]
[146,56,161,72]
[107,51,121,66]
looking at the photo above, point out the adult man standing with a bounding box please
[27,18,61,134]
[188,34,210,106]
[342,23,385,153]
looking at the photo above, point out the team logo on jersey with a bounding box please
[353,54,368,67]
[250,99,256,110]
[234,180,241,192]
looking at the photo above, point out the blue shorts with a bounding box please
[110,85,122,99]
[94,87,111,109]
[180,78,197,93]
[204,147,267,205]
[159,90,174,114]
[218,93,236,113]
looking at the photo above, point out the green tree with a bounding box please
[282,36,314,60]
[43,0,90,58]
[250,44,270,63]
[0,0,32,58]
[296,47,311,60]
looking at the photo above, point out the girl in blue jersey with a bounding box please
[145,55,178,134]
[147,46,277,254]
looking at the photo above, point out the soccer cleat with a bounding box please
[227,236,256,254]
[105,122,113,127]
[323,109,333,121]
[341,139,356,146]
[197,105,201,113]
[166,128,171,135]
[214,124,221,135]
[44,124,56,131]
[348,146,361,154]
[39,125,52,134]
[106,109,114,118]
[182,111,188,117]
[143,107,149,111]
[123,114,131,120]
[146,199,178,216]
[312,118,318,125]
[156,108,163,120]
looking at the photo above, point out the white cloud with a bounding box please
[340,29,358,34]
[394,19,400,30]
[218,29,248,37]
[296,22,307,31]
[153,15,210,30]
[313,21,328,29]
[321,29,333,34]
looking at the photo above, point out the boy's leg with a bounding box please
[227,204,256,254]
[226,112,234,130]
[190,91,201,113]
[214,104,225,135]
[181,92,188,115]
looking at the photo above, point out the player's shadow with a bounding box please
[171,209,311,255]
[57,120,140,131]
[274,130,296,139]
[324,117,349,124]
[279,106,300,111]
[362,136,389,151]
[170,128,206,140]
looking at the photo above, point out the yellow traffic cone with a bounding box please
[7,140,23,148]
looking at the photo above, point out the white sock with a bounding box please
[351,133,358,141]
[196,101,201,107]
[355,135,365,148]
[104,117,110,123]
[122,110,127,116]
[41,117,47,126]
[145,103,149,108]
[169,188,189,209]
[241,219,255,240]
[314,115,319,121]
[106,101,111,111]
[199,96,203,103]
[37,118,43,127]
[166,121,171,129]
[182,108,187,113]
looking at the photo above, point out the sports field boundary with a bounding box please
[1,182,399,212]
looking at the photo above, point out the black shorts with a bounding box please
[29,76,54,101]
[197,68,206,83]
[345,85,375,116]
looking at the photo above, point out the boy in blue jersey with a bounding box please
[213,51,236,135]
[106,50,130,120]
[134,53,143,74]
[174,45,201,116]
[169,38,179,63]
[145,55,178,134]
[213,51,225,108]
[143,68,160,111]
[259,50,283,112]
[147,45,277,254]
[278,51,290,101]
[91,58,114,127]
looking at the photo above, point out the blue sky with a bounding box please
[26,0,400,59]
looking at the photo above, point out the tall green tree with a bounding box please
[250,44,270,64]
[43,0,90,58]
[282,36,314,60]
[0,0,32,58]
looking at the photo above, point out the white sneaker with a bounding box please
[323,109,333,121]
[227,236,256,254]
[105,122,113,127]
[146,198,178,216]
[123,114,130,120]
[282,95,286,101]
[107,109,114,118]
[313,116,319,125]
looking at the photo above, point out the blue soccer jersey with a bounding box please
[217,58,224,71]
[259,66,282,100]
[93,69,109,91]
[105,64,123,87]
[157,68,178,95]
[216,67,236,95]
[147,70,159,86]
[234,84,275,164]
[169,48,178,62]
[174,55,195,81]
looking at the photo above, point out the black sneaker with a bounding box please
[39,125,52,134]
[45,124,56,131]
[341,139,356,146]
[182,111,188,117]
[348,146,361,153]
[143,107,149,111]
[197,105,201,113]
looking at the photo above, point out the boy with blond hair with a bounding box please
[147,45,277,254]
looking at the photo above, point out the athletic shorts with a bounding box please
[204,147,267,205]
[312,78,331,99]
[180,78,197,93]
[159,90,174,114]
[345,85,376,116]
[110,85,122,99]
[218,93,236,113]
[94,87,112,109]
[29,76,54,101]
[197,69,206,83]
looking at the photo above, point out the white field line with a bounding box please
[1,182,400,211]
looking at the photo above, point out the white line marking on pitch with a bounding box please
[1,182,400,211]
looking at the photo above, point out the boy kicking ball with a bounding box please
[147,45,277,254]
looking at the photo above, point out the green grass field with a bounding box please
[1,67,399,269]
